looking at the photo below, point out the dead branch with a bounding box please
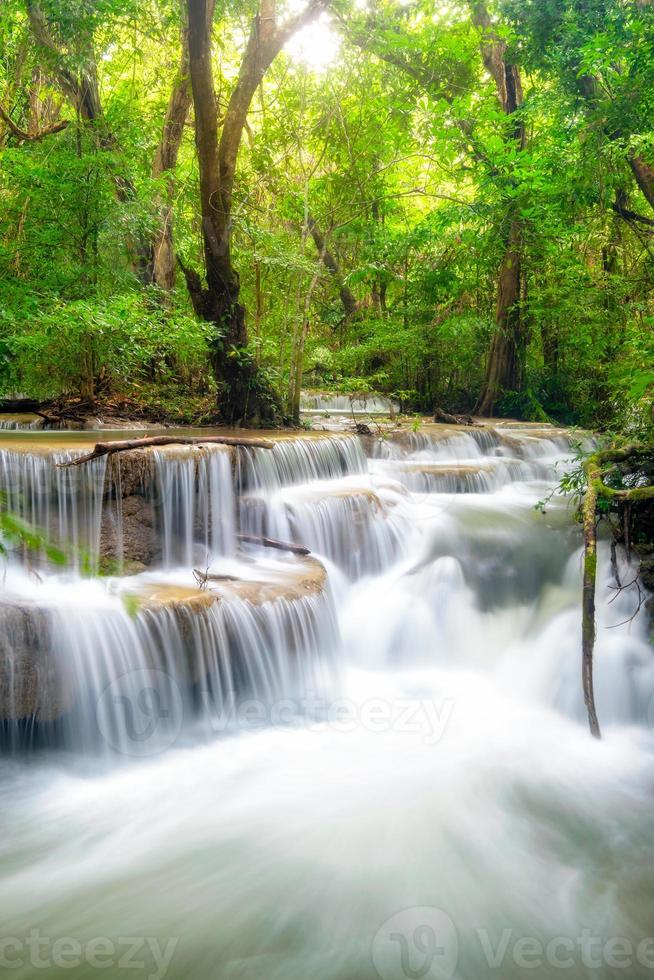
[193,569,242,588]
[0,103,69,142]
[57,434,275,467]
[237,533,310,556]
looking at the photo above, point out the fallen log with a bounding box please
[237,533,310,556]
[433,407,479,426]
[57,435,275,467]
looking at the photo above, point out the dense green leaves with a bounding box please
[0,0,653,430]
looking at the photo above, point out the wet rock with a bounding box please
[639,555,654,591]
[0,603,72,722]
[100,494,158,567]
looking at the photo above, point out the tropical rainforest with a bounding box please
[1,0,654,432]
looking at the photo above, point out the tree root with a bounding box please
[57,435,275,467]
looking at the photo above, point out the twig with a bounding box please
[193,569,242,587]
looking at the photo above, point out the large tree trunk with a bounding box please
[148,0,217,294]
[471,3,527,416]
[183,0,327,424]
[184,0,254,423]
[476,218,524,415]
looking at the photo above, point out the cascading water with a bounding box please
[0,448,108,568]
[300,391,399,415]
[0,415,44,430]
[152,445,237,566]
[1,423,653,980]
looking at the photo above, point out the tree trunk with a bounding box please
[628,152,654,212]
[476,219,523,415]
[470,3,526,417]
[184,0,256,423]
[183,0,327,424]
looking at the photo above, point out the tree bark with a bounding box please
[471,3,527,417]
[147,1,216,293]
[149,35,192,293]
[628,152,654,212]
[183,0,328,424]
[476,218,524,415]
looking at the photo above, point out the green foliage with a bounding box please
[0,509,67,565]
[0,295,210,398]
[0,0,653,432]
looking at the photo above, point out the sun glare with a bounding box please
[284,15,340,71]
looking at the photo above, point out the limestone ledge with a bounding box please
[0,556,327,722]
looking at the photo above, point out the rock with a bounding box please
[100,494,158,567]
[639,556,654,591]
[0,603,72,722]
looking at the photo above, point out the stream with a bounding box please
[1,421,654,979]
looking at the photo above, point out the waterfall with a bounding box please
[0,423,644,754]
[1,421,654,980]
[0,559,339,754]
[236,434,367,494]
[152,445,236,567]
[0,416,44,430]
[240,476,411,577]
[300,391,399,414]
[0,449,108,569]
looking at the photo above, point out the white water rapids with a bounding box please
[1,424,654,980]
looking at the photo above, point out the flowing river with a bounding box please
[1,421,653,980]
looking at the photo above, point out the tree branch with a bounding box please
[56,435,275,468]
[0,103,68,142]
[218,0,330,213]
[612,200,654,229]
